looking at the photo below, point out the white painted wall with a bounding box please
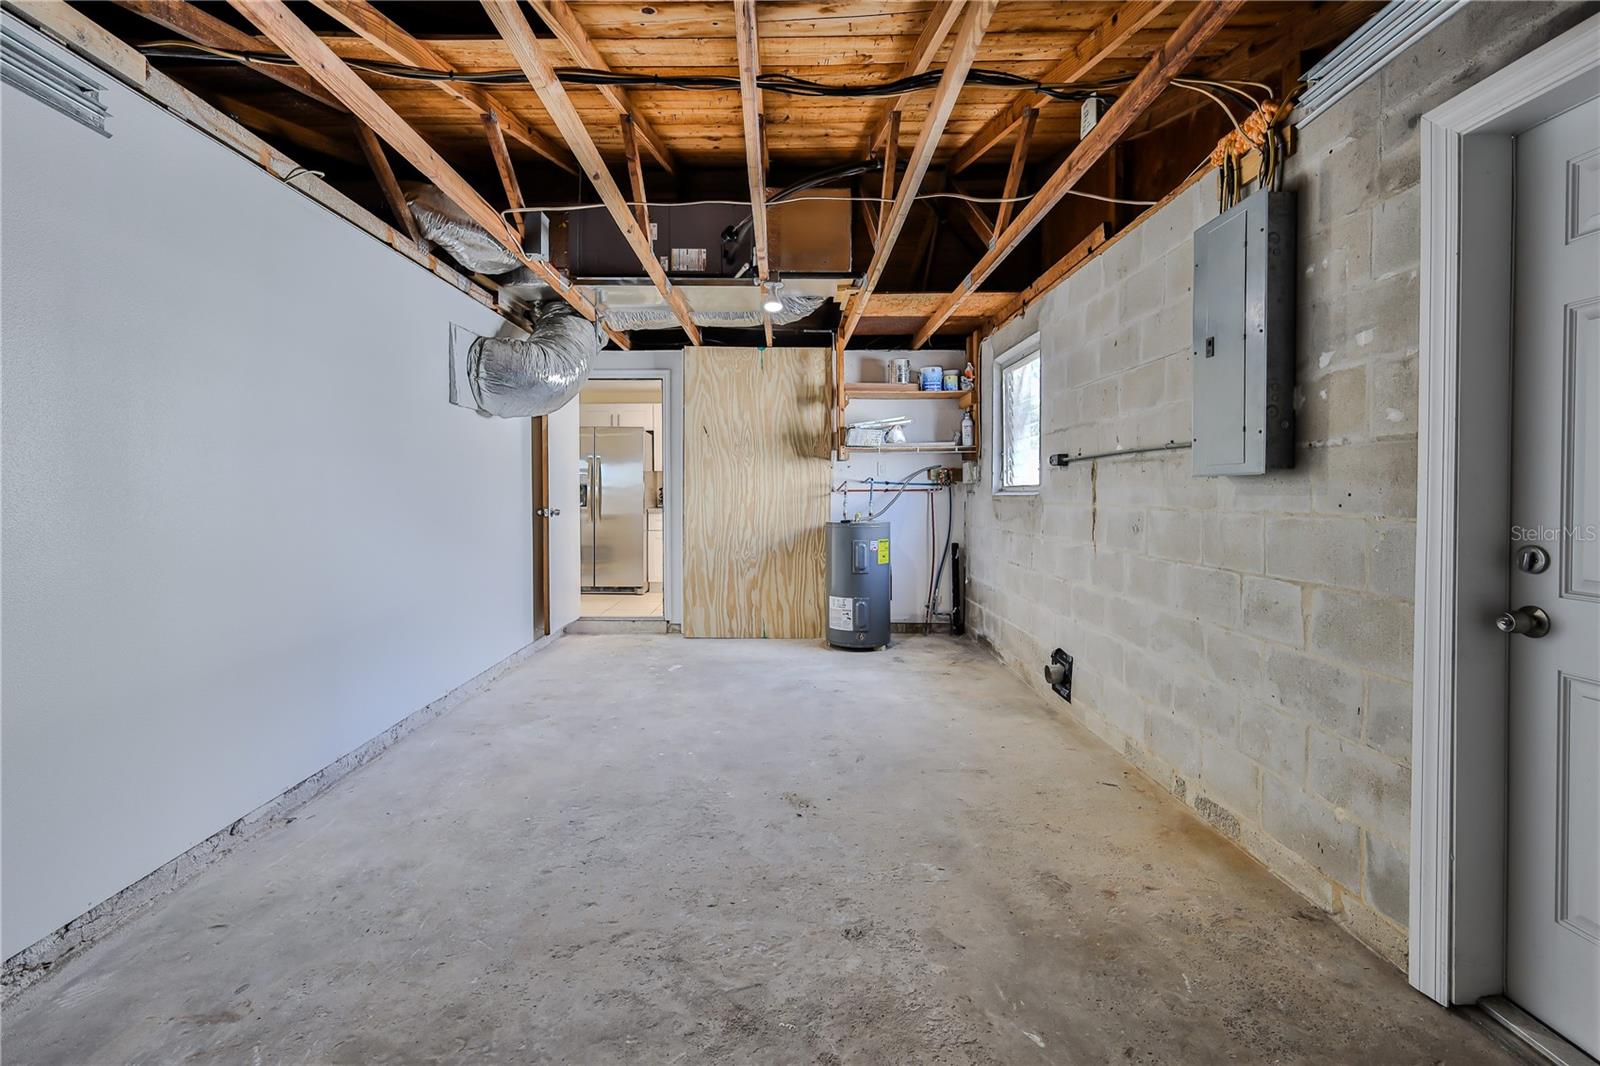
[1,52,535,957]
[835,350,969,622]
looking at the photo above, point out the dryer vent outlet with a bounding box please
[1045,649,1073,701]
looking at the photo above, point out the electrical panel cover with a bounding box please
[1191,188,1296,476]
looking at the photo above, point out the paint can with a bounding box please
[943,369,961,391]
[889,358,913,384]
[919,366,944,391]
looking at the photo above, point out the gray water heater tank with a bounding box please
[826,520,891,650]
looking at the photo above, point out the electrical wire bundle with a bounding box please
[139,40,1132,104]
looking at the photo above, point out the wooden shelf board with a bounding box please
[844,383,973,400]
[840,442,976,454]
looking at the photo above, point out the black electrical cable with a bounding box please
[138,42,1133,103]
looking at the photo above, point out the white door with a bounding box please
[547,395,582,631]
[1507,96,1600,1057]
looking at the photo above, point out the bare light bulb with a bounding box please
[761,281,784,314]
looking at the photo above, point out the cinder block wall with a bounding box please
[964,2,1595,967]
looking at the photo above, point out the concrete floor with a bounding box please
[4,636,1516,1065]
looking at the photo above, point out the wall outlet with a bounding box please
[1045,649,1073,701]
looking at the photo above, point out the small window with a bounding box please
[994,336,1041,493]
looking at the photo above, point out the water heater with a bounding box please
[826,521,891,650]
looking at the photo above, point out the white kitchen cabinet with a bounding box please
[646,510,663,584]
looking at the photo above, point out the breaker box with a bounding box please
[1191,188,1296,476]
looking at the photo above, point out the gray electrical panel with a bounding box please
[1191,188,1296,476]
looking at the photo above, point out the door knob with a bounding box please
[536,507,561,518]
[1495,605,1550,637]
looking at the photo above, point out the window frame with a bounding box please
[991,332,1043,496]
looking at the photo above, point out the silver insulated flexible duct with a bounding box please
[409,186,523,276]
[449,302,599,419]
[600,292,825,332]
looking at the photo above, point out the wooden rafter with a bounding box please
[875,110,900,244]
[945,180,995,249]
[526,0,675,174]
[867,0,962,154]
[482,110,526,239]
[211,92,360,164]
[1129,1,1374,142]
[993,106,1037,238]
[732,0,769,283]
[354,123,421,242]
[732,0,773,346]
[481,0,701,344]
[857,195,879,248]
[224,0,604,335]
[618,114,650,232]
[947,0,1175,174]
[111,0,344,111]
[910,0,1245,348]
[835,0,996,354]
[307,0,573,174]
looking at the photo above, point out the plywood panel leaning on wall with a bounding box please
[684,348,830,638]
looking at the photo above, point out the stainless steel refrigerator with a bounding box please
[579,426,648,591]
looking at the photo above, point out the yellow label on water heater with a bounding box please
[877,539,890,565]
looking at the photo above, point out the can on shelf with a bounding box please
[943,369,961,391]
[919,366,944,391]
[890,358,913,384]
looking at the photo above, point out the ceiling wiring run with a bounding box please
[499,188,1160,220]
[141,42,1147,103]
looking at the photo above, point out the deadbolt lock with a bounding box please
[1516,545,1550,574]
[1495,605,1551,638]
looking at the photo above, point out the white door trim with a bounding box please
[1411,12,1600,1006]
[586,357,683,624]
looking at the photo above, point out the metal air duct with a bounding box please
[449,302,598,419]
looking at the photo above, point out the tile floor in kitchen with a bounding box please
[580,590,663,618]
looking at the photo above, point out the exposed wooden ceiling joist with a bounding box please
[732,0,769,283]
[911,0,1246,348]
[481,110,526,239]
[618,113,650,232]
[946,0,1176,174]
[222,0,606,336]
[480,0,701,344]
[353,123,422,242]
[526,0,676,174]
[110,0,345,111]
[1129,1,1376,141]
[836,0,997,355]
[306,0,574,173]
[875,110,900,246]
[866,0,962,153]
[211,91,361,163]
[992,106,1038,238]
[731,0,774,346]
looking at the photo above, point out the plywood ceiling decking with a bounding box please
[114,1,1358,167]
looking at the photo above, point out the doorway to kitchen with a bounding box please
[578,378,665,620]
